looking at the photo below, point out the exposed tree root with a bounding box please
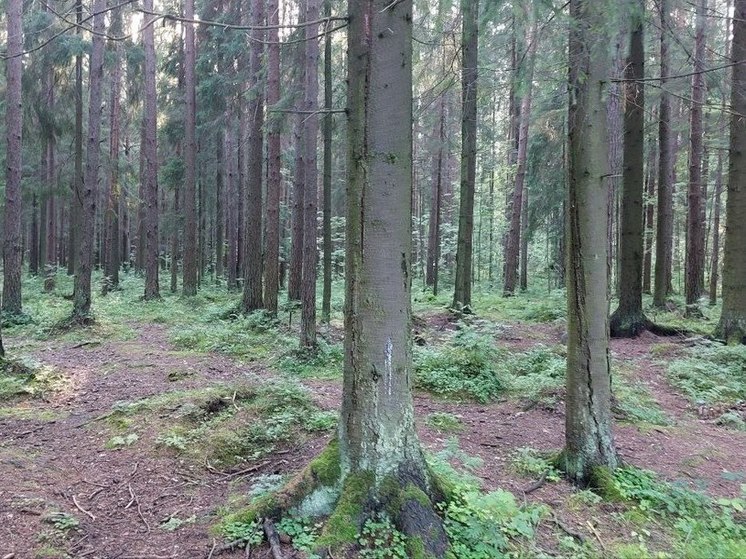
[609,310,688,339]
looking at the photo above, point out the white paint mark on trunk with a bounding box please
[385,337,393,397]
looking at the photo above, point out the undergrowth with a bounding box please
[667,345,746,407]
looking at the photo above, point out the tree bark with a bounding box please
[562,0,618,486]
[504,10,537,297]
[340,1,447,554]
[685,0,707,314]
[425,98,446,295]
[452,0,478,311]
[709,151,724,305]
[288,43,306,302]
[716,0,746,343]
[142,0,160,299]
[241,0,266,313]
[182,0,199,296]
[610,0,647,338]
[72,0,106,321]
[264,0,282,314]
[301,0,320,349]
[2,0,23,316]
[321,0,333,323]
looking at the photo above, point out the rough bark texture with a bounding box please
[654,0,674,308]
[452,0,478,311]
[68,0,83,277]
[340,1,447,555]
[104,8,123,294]
[288,43,306,303]
[610,0,647,338]
[709,152,724,306]
[504,11,537,297]
[143,0,160,300]
[301,0,320,349]
[717,0,746,344]
[264,0,281,314]
[182,0,198,297]
[2,0,23,316]
[321,0,333,323]
[642,141,657,294]
[72,0,106,321]
[425,99,446,295]
[241,0,266,313]
[563,0,618,486]
[685,0,707,313]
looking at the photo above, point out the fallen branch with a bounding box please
[586,520,607,551]
[522,469,549,495]
[72,340,101,349]
[206,539,217,559]
[550,515,585,543]
[263,518,284,559]
[72,494,96,521]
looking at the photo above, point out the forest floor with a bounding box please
[1,274,745,559]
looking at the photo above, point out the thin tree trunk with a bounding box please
[321,0,333,323]
[68,0,84,278]
[452,0,478,311]
[504,10,537,297]
[426,98,446,294]
[685,0,707,314]
[72,0,106,321]
[709,151,724,305]
[182,0,198,296]
[171,181,180,294]
[520,187,528,291]
[643,141,657,294]
[301,0,320,349]
[215,134,224,281]
[264,0,282,314]
[288,44,306,302]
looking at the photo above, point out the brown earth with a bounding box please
[1,319,744,558]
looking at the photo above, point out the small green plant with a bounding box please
[157,432,189,451]
[277,515,322,554]
[427,411,463,432]
[357,513,407,559]
[160,514,196,531]
[105,433,139,448]
[667,345,746,406]
[222,519,264,546]
[415,328,506,402]
[43,512,80,533]
[510,448,561,482]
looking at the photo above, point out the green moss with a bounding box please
[309,438,341,486]
[407,536,435,559]
[316,471,375,551]
[590,466,624,501]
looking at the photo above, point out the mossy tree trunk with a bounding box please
[610,0,647,338]
[337,0,448,554]
[716,0,746,344]
[563,0,619,486]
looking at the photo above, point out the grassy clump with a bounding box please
[107,378,336,468]
[510,447,561,482]
[277,339,344,379]
[0,358,67,402]
[667,345,746,406]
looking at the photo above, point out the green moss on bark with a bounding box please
[316,471,375,551]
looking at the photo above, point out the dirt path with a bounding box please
[2,323,745,558]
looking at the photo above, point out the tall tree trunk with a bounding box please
[716,0,746,343]
[321,0,333,323]
[142,0,160,299]
[610,0,647,337]
[289,44,306,302]
[340,1,447,553]
[562,0,618,486]
[520,187,529,291]
[504,10,537,297]
[227,125,239,290]
[68,0,83,277]
[264,0,282,314]
[654,0,674,307]
[643,141,657,294]
[104,6,123,294]
[426,98,446,294]
[241,0,266,313]
[72,0,106,321]
[709,151,724,305]
[301,0,320,349]
[215,135,224,282]
[685,0,707,314]
[30,195,39,276]
[452,0,478,311]
[182,0,198,296]
[2,0,23,316]
[171,182,180,294]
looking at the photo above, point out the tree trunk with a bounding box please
[2,0,23,316]
[264,0,282,314]
[241,0,266,313]
[716,0,746,343]
[339,1,447,554]
[215,133,224,282]
[562,0,618,486]
[685,0,707,314]
[227,125,239,290]
[321,0,333,323]
[520,186,529,291]
[301,0,320,349]
[142,0,160,299]
[67,0,84,278]
[171,181,180,294]
[709,151,724,305]
[30,195,39,277]
[72,0,106,321]
[288,42,306,302]
[452,0,478,311]
[426,98,446,294]
[182,0,199,296]
[504,10,537,297]
[610,0,647,338]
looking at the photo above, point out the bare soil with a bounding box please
[1,320,744,558]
